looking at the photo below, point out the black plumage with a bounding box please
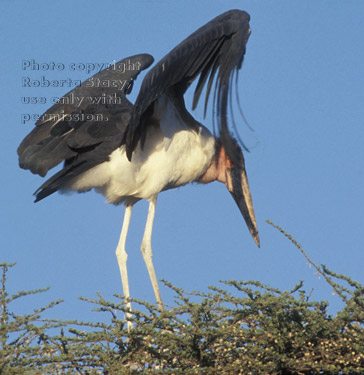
[18,54,153,200]
[18,10,251,202]
[123,10,251,163]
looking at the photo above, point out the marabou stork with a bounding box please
[18,10,260,320]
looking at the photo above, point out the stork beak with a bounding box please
[225,162,260,247]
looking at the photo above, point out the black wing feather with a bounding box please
[33,137,121,202]
[18,54,154,178]
[124,10,251,164]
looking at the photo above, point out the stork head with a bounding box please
[199,139,260,247]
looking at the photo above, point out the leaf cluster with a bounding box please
[1,223,363,374]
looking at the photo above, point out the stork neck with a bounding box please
[198,142,230,184]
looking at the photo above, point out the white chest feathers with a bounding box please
[68,97,216,204]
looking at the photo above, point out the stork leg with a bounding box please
[115,204,133,330]
[140,194,163,310]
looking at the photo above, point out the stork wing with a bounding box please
[123,10,251,163]
[18,54,154,178]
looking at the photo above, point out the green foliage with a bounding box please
[1,223,363,374]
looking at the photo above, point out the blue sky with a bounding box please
[1,1,363,322]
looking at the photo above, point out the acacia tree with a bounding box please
[1,222,363,374]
